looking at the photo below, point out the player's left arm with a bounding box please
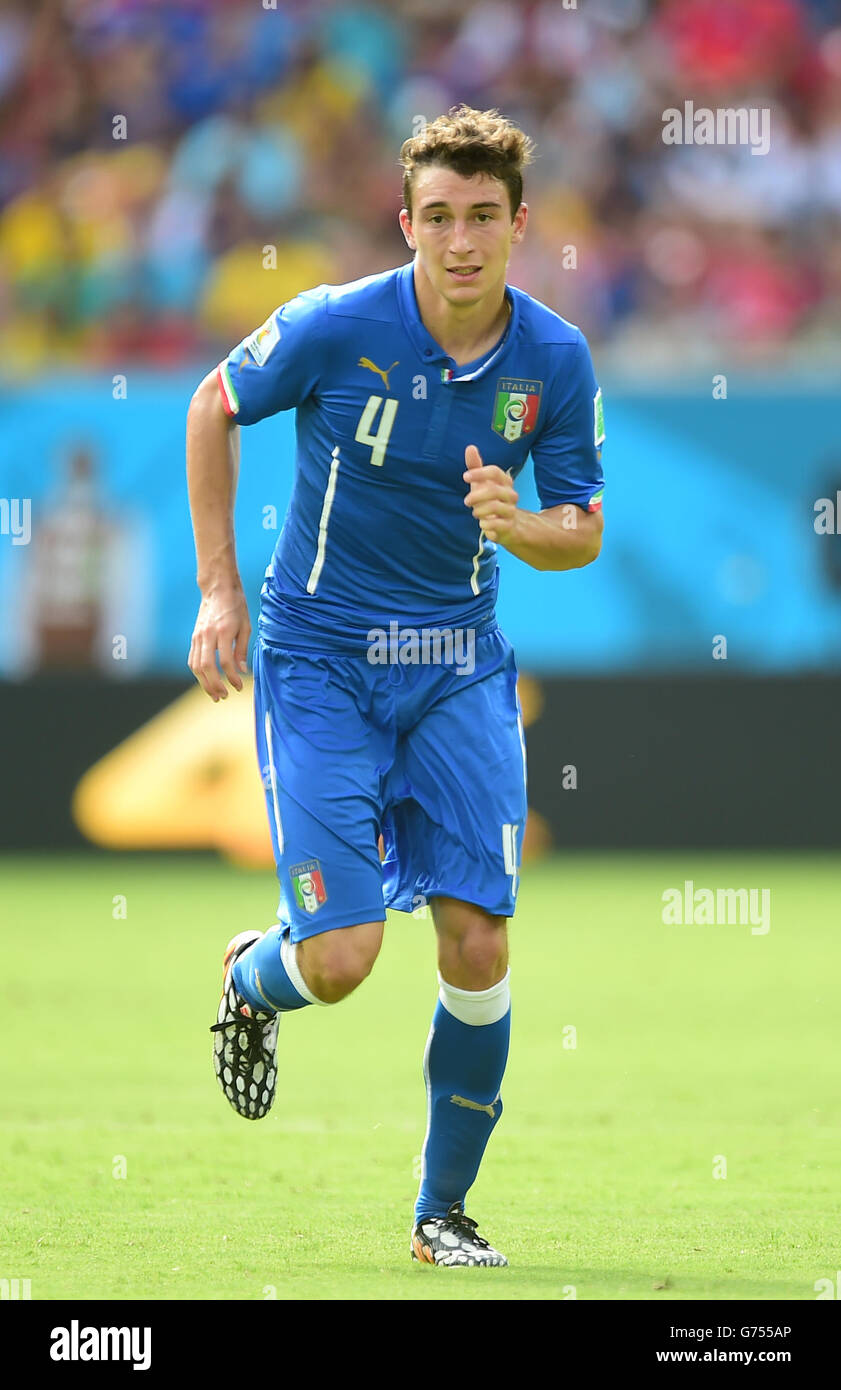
[463,329,605,572]
[462,448,602,571]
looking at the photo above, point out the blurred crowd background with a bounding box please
[2,0,841,376]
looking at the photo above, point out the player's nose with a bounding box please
[449,221,473,253]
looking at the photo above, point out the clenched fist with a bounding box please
[463,444,520,546]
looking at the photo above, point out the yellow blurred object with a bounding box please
[199,240,336,341]
[522,808,552,863]
[538,187,594,241]
[108,144,168,207]
[255,60,368,154]
[0,312,56,375]
[73,680,274,867]
[57,152,149,262]
[0,191,66,278]
[515,673,544,727]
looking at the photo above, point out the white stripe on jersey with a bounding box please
[306,446,340,595]
[469,530,484,596]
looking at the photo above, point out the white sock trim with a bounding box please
[437,968,511,1027]
[280,929,329,1006]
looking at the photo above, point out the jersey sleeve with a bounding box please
[216,287,328,425]
[529,330,605,513]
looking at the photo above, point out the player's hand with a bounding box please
[188,582,251,701]
[463,444,520,546]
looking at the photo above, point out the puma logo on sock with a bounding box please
[450,1094,497,1120]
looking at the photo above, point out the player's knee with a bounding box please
[307,951,375,1003]
[450,940,507,989]
[299,922,383,1004]
[437,917,508,990]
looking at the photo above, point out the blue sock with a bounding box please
[232,927,326,1014]
[414,971,511,1224]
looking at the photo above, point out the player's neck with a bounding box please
[412,260,510,367]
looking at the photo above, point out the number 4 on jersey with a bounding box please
[355,395,398,467]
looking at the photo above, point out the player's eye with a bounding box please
[475,213,492,223]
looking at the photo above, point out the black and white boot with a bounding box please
[411,1203,508,1267]
[210,930,279,1120]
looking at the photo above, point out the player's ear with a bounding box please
[398,207,416,250]
[510,202,527,244]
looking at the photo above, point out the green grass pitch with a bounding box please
[2,850,839,1301]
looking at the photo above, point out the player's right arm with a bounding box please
[186,289,327,699]
[186,370,250,702]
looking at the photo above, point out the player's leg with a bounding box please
[383,628,525,1264]
[426,896,511,1213]
[409,897,512,1264]
[213,917,385,1120]
[235,918,384,1011]
[237,638,388,1004]
[295,920,384,1003]
[212,639,388,1118]
[433,894,508,989]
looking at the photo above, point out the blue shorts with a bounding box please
[253,622,528,942]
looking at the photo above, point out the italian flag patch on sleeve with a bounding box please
[217,362,240,417]
[593,387,605,447]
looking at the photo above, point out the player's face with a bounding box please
[400,166,527,308]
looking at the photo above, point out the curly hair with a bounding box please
[399,105,535,220]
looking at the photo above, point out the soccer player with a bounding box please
[186,106,604,1267]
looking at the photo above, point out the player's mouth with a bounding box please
[446,265,481,283]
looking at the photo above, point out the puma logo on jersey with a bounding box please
[358,357,399,391]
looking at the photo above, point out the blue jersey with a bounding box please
[217,260,604,651]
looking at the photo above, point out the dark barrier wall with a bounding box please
[2,674,839,851]
[526,674,841,849]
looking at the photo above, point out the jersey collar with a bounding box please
[396,259,518,383]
